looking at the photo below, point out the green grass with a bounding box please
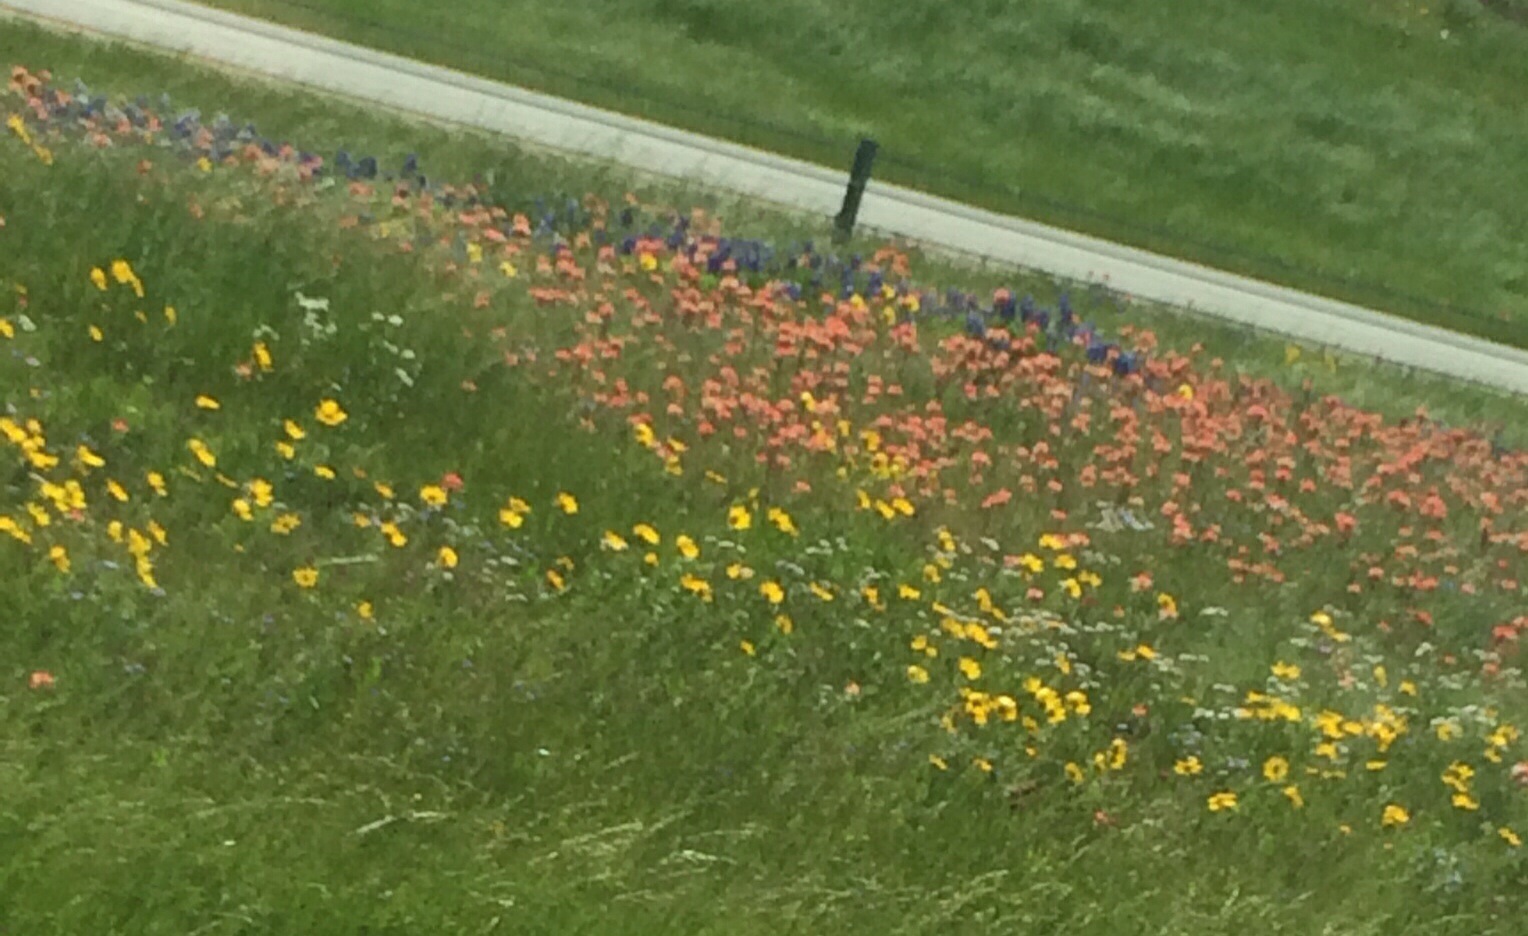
[3,20,1527,936]
[190,0,1528,348]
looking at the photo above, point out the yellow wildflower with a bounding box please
[187,438,216,468]
[1271,661,1301,680]
[1207,791,1238,813]
[76,445,106,469]
[1381,803,1410,828]
[766,506,799,536]
[1263,756,1290,783]
[314,399,348,427]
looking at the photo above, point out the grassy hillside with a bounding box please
[2,23,1526,935]
[197,0,1528,347]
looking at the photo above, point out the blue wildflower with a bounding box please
[1019,295,1036,323]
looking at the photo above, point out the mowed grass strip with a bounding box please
[197,0,1528,346]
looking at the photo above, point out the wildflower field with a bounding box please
[2,28,1526,935]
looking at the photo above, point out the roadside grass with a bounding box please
[193,0,1528,347]
[2,26,1525,936]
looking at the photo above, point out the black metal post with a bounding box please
[833,137,878,244]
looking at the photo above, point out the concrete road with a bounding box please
[6,0,1528,395]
